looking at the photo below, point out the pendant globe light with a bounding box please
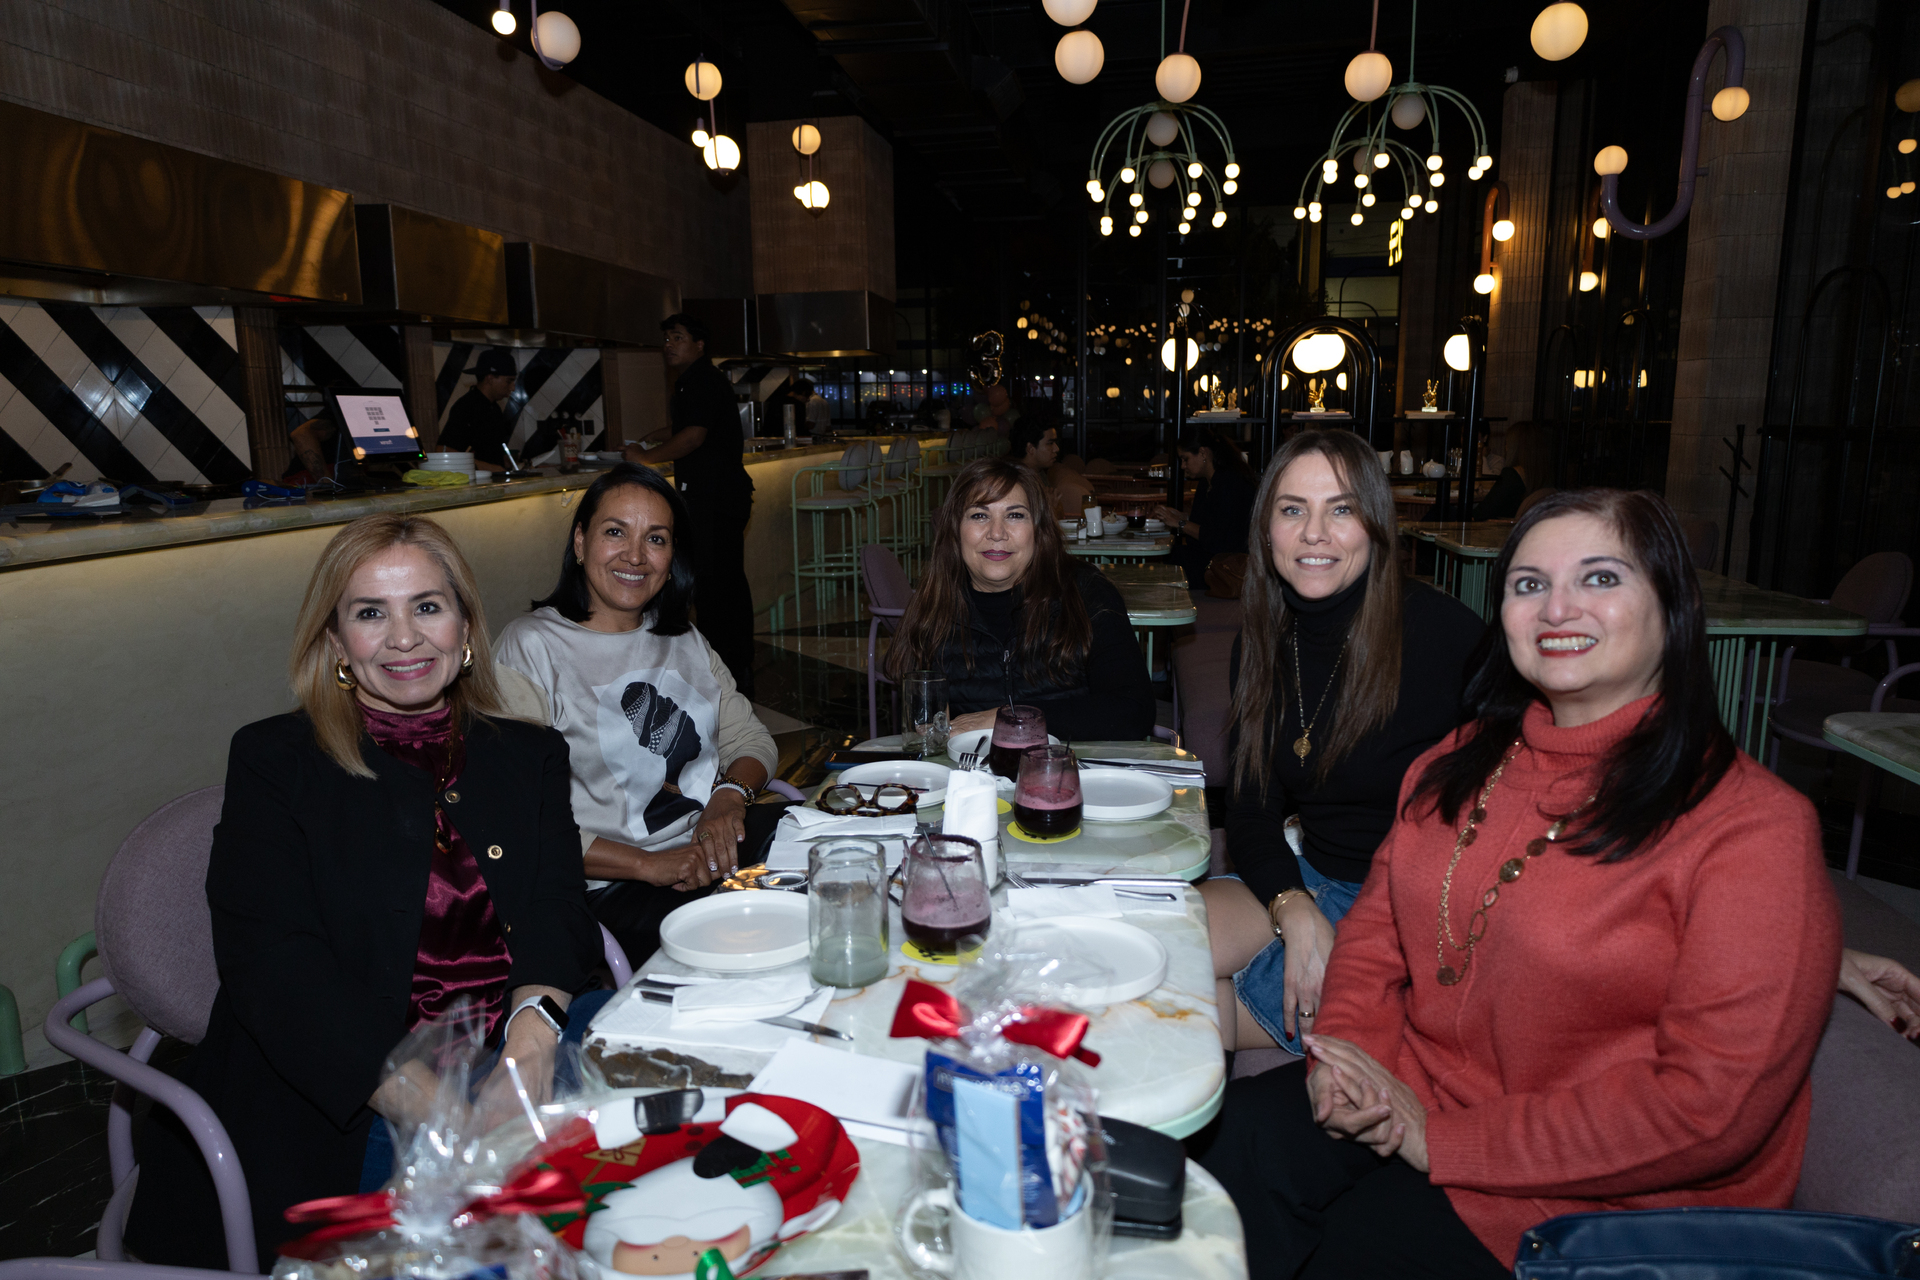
[1529,3,1588,61]
[1593,27,1748,238]
[1086,0,1238,240]
[683,55,737,175]
[528,2,580,69]
[1292,0,1492,230]
[791,120,828,213]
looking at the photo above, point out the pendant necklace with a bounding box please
[1288,630,1350,762]
[1434,737,1595,986]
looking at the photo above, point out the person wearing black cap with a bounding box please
[625,313,756,697]
[439,349,519,473]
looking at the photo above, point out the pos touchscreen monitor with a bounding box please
[326,391,423,466]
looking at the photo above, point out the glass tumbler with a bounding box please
[989,704,1048,780]
[808,839,890,988]
[902,671,950,759]
[899,834,991,958]
[1013,744,1083,839]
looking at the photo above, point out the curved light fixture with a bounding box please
[1596,27,1747,239]
[528,2,580,69]
[1293,3,1491,229]
[1529,3,1588,61]
[1088,93,1239,243]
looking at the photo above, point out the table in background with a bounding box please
[1398,521,1511,609]
[1824,712,1920,787]
[1107,565,1198,671]
[1068,534,1172,563]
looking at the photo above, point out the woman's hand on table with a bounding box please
[1307,1034,1431,1172]
[950,709,998,734]
[1839,948,1920,1040]
[1151,505,1187,530]
[692,789,749,879]
[1271,891,1338,1040]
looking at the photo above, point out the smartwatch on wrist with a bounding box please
[507,994,569,1039]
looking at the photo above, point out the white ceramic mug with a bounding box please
[895,1186,1092,1280]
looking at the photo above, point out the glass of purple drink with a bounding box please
[899,833,991,957]
[988,704,1047,780]
[1012,744,1083,839]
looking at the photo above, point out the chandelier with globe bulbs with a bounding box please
[1291,1,1492,230]
[1045,0,1242,241]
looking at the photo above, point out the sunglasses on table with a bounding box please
[816,782,925,815]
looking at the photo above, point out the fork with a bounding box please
[956,749,981,771]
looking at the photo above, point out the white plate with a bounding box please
[658,893,811,972]
[1142,520,1167,532]
[946,727,1064,764]
[1010,917,1169,1006]
[836,759,951,808]
[1078,767,1174,821]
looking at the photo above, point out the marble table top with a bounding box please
[1068,535,1172,559]
[1397,519,1514,542]
[1099,563,1191,587]
[1823,712,1920,787]
[588,879,1225,1137]
[1695,570,1868,637]
[1114,578,1199,623]
[768,1138,1248,1280]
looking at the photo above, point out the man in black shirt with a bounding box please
[625,313,757,697]
[438,349,518,472]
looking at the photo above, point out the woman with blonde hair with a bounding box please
[126,514,602,1271]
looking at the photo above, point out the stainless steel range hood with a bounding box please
[503,243,678,347]
[757,290,896,358]
[355,205,507,325]
[0,100,359,306]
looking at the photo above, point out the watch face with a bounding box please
[540,995,571,1032]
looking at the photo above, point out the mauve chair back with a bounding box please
[1828,552,1912,658]
[95,786,223,1044]
[861,543,913,617]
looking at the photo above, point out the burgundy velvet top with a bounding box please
[362,705,514,1037]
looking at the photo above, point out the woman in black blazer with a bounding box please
[126,514,602,1271]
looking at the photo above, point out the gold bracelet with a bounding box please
[1269,886,1317,934]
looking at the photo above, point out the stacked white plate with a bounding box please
[1078,767,1174,821]
[421,450,475,481]
[658,893,811,972]
[835,759,951,808]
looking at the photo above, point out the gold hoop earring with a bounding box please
[460,642,474,673]
[334,659,357,690]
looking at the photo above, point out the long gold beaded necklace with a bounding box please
[1288,630,1350,763]
[1435,738,1595,986]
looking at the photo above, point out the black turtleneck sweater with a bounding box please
[1225,574,1486,903]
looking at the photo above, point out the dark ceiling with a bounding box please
[433,0,1711,301]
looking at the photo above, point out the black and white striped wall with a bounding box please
[0,299,607,485]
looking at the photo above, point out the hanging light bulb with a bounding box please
[1161,338,1201,370]
[1120,165,1137,183]
[533,9,582,64]
[691,119,709,148]
[1128,224,1142,237]
[1351,211,1364,225]
[1361,192,1376,207]
[1390,93,1426,130]
[793,179,830,209]
[1593,145,1629,175]
[1579,270,1599,291]
[792,124,822,155]
[1427,154,1443,171]
[1042,0,1097,25]
[1468,165,1485,180]
[1899,138,1917,154]
[1492,218,1515,241]
[1179,220,1192,235]
[1474,272,1495,294]
[1400,207,1414,220]
[1345,50,1393,102]
[1529,3,1588,61]
[1100,217,1114,236]
[1225,162,1241,179]
[1294,206,1307,219]
[1354,173,1369,188]
[1129,191,1144,208]
[1222,179,1238,194]
[1425,199,1438,212]
[1443,333,1472,371]
[1309,207,1323,222]
[1186,190,1203,207]
[1212,209,1227,228]
[684,61,722,99]
[492,1,517,35]
[1187,161,1204,179]
[1148,159,1178,188]
[1156,52,1202,102]
[1055,29,1105,83]
[1135,209,1148,224]
[1711,86,1749,121]
[1593,217,1610,239]
[1431,172,1446,186]
[1336,371,1348,391]
[1374,151,1391,169]
[1146,112,1181,147]
[702,134,741,174]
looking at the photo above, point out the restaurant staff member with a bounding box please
[625,314,757,698]
[439,349,519,473]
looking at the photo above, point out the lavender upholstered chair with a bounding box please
[859,544,913,741]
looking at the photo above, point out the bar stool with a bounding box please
[791,442,875,619]
[871,438,920,567]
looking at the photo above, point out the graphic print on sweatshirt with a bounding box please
[594,666,719,837]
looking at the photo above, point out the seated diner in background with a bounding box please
[125,514,602,1271]
[1202,488,1844,1277]
[1154,427,1261,588]
[885,457,1155,741]
[494,463,782,968]
[1201,429,1486,1057]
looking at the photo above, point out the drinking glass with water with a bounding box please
[808,838,890,988]
[903,671,950,759]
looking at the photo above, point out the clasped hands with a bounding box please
[652,788,749,891]
[1305,1034,1432,1173]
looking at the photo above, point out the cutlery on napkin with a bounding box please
[1007,884,1185,917]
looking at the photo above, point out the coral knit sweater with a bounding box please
[1315,696,1841,1266]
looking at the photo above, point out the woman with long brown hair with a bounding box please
[1200,429,1485,1056]
[126,514,602,1270]
[886,457,1154,739]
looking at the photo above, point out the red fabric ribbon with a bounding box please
[889,979,1102,1067]
[280,1164,585,1259]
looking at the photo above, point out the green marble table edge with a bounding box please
[1695,570,1867,636]
[1100,562,1190,586]
[1823,713,1920,788]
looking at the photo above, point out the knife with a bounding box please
[636,988,855,1042]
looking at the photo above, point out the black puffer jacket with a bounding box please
[937,565,1157,740]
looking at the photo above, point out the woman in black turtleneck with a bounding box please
[1199,431,1484,1057]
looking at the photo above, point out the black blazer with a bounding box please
[125,711,599,1271]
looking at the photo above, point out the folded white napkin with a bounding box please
[748,1039,927,1146]
[764,838,907,873]
[1008,885,1122,919]
[777,808,919,837]
[941,770,1000,845]
[668,972,816,1028]
[589,976,833,1060]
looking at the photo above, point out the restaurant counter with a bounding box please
[0,436,929,1053]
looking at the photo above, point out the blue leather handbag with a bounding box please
[1515,1209,1920,1279]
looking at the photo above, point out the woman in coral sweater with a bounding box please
[1202,489,1844,1279]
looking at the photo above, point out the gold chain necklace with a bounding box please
[1435,738,1594,986]
[1288,630,1350,762]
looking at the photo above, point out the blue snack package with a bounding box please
[924,1049,1062,1228]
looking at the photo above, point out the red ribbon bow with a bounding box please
[889,979,1102,1067]
[280,1164,585,1259]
